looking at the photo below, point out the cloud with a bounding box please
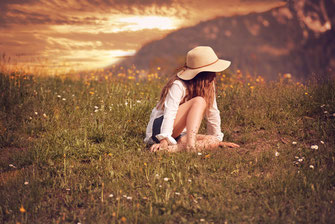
[0,0,286,71]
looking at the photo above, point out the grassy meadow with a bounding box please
[0,66,335,223]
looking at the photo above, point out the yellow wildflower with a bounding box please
[19,205,26,213]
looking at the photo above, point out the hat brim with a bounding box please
[177,59,231,80]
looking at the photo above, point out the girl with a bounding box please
[144,46,240,152]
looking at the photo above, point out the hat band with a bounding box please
[186,58,219,69]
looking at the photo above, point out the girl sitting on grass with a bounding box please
[144,46,240,152]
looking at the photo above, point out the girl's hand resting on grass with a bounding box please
[150,139,169,152]
[219,142,240,148]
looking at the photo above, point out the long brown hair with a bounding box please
[157,71,216,110]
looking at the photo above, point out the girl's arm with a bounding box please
[205,95,224,141]
[154,80,185,145]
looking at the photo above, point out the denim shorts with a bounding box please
[151,116,181,143]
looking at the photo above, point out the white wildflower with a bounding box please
[275,151,280,157]
[123,195,127,198]
[311,145,319,150]
[200,219,205,222]
[66,188,70,191]
[175,192,180,195]
[43,113,47,118]
[29,116,32,120]
[188,179,192,182]
[198,152,202,156]
[309,165,314,169]
[163,177,169,182]
[298,158,304,162]
[320,141,325,144]
[94,106,99,109]
[57,95,61,98]
[320,104,325,108]
[62,98,66,101]
[24,181,29,185]
[126,196,132,200]
[324,111,328,114]
[108,194,114,198]
[292,141,297,145]
[9,164,16,168]
[136,100,141,103]
[34,111,38,115]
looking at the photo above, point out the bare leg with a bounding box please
[172,96,207,149]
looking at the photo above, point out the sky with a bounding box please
[0,0,286,73]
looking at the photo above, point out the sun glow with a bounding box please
[112,15,179,32]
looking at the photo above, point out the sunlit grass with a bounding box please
[0,64,335,223]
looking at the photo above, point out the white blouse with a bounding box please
[144,79,224,145]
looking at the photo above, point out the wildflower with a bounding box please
[57,95,61,98]
[144,162,147,166]
[72,94,75,97]
[309,165,314,169]
[292,141,297,145]
[94,106,99,109]
[175,192,180,195]
[305,92,308,95]
[324,111,328,114]
[34,111,38,115]
[311,145,319,150]
[89,91,94,95]
[163,177,169,182]
[126,196,132,200]
[320,141,325,144]
[66,188,70,191]
[136,100,141,103]
[62,98,66,101]
[109,194,114,198]
[43,113,47,118]
[320,104,325,108]
[19,205,26,213]
[159,185,162,188]
[333,113,335,117]
[188,179,192,182]
[125,102,128,106]
[155,174,160,178]
[9,164,17,168]
[283,73,291,79]
[29,116,32,120]
[197,152,202,156]
[275,151,280,157]
[24,181,29,185]
[123,195,127,198]
[121,217,127,222]
[200,218,205,222]
[298,158,304,162]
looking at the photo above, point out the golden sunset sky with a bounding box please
[0,0,285,73]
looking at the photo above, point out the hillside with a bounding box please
[119,0,335,80]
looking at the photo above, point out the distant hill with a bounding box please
[118,0,335,80]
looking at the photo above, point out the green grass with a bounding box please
[0,72,335,223]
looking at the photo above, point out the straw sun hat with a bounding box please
[177,46,231,80]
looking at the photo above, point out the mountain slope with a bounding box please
[119,0,335,80]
